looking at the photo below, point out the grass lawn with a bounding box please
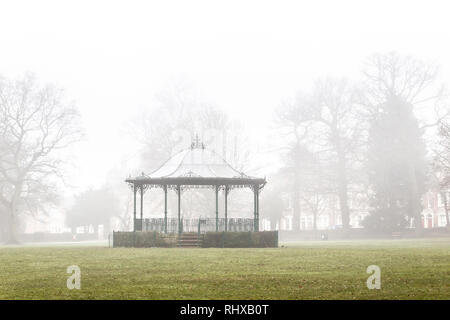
[0,238,449,299]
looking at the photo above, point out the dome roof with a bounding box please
[148,147,248,179]
[126,139,265,187]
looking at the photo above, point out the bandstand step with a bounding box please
[177,233,203,248]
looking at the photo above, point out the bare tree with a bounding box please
[298,149,332,230]
[132,82,250,172]
[309,78,362,230]
[66,187,120,235]
[362,52,449,229]
[259,176,285,231]
[300,193,330,230]
[200,105,251,172]
[0,74,82,243]
[274,93,313,230]
[361,52,444,107]
[275,79,362,231]
[111,188,133,231]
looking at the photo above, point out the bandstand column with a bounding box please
[164,185,168,234]
[254,185,259,232]
[224,185,229,232]
[133,184,137,232]
[253,185,256,230]
[256,185,260,231]
[140,185,144,231]
[177,185,181,234]
[215,185,219,232]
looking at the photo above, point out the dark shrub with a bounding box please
[202,231,278,248]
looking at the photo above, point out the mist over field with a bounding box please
[1,0,450,240]
[0,0,449,303]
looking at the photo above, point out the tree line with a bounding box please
[272,52,450,232]
[1,52,450,243]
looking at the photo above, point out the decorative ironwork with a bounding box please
[140,218,255,233]
[191,134,205,150]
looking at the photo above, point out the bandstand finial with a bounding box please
[191,133,204,149]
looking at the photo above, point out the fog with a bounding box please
[1,0,450,240]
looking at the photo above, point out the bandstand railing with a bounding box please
[134,218,255,233]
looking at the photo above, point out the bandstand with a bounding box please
[125,138,266,234]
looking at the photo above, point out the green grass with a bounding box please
[0,238,449,299]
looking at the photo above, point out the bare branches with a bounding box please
[0,74,82,240]
[362,52,449,132]
[362,53,439,104]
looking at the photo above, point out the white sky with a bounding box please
[1,0,450,194]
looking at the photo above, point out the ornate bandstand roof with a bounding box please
[126,138,266,188]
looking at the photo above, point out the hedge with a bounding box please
[279,227,450,241]
[202,231,278,248]
[19,232,98,243]
[113,231,278,248]
[113,231,177,248]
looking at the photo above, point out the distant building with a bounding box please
[264,189,449,231]
[270,192,368,231]
[421,190,450,228]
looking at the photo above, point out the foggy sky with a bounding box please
[1,0,450,195]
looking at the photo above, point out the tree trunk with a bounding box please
[292,172,301,231]
[336,143,350,230]
[104,219,111,238]
[313,211,317,230]
[312,194,318,230]
[5,209,19,244]
[5,187,21,244]
[440,191,450,227]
